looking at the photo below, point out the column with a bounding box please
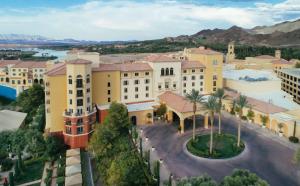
[204,114,209,129]
[180,119,184,134]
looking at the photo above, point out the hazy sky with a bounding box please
[0,0,299,41]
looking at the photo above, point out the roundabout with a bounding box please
[186,133,245,159]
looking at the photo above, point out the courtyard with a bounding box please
[141,112,300,186]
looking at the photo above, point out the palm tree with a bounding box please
[214,88,227,134]
[203,96,218,155]
[235,95,248,147]
[185,89,205,140]
[260,115,269,127]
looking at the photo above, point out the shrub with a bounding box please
[241,116,247,121]
[56,176,65,186]
[289,136,299,143]
[1,158,13,171]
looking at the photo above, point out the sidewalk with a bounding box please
[138,128,174,186]
[223,112,300,151]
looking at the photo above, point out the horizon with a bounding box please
[0,0,299,41]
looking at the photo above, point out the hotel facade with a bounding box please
[278,68,300,105]
[44,47,223,148]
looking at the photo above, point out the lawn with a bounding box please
[187,133,245,159]
[15,157,45,185]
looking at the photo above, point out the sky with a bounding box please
[0,0,299,41]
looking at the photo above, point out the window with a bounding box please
[76,75,82,88]
[46,100,50,104]
[173,84,176,88]
[135,87,138,92]
[213,60,218,65]
[166,68,169,76]
[213,81,217,86]
[183,70,187,73]
[165,82,169,89]
[200,82,203,86]
[123,80,128,86]
[108,90,111,95]
[86,74,90,83]
[135,94,139,99]
[146,93,149,97]
[158,85,161,89]
[170,68,174,75]
[124,73,128,77]
[183,83,186,87]
[145,72,149,76]
[87,97,90,103]
[87,88,90,93]
[107,82,111,87]
[183,89,186,94]
[183,76,187,81]
[124,88,128,93]
[200,88,203,91]
[200,75,203,79]
[108,97,111,102]
[124,95,128,100]
[77,90,83,97]
[145,79,150,84]
[145,86,149,91]
[192,76,195,80]
[192,82,195,86]
[77,127,83,134]
[12,80,15,84]
[213,75,217,80]
[77,99,83,106]
[66,127,71,134]
[134,80,139,85]
[77,118,83,125]
[135,73,139,76]
[161,68,165,76]
[213,88,217,91]
[192,69,195,73]
[17,80,20,84]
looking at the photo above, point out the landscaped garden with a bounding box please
[187,133,245,159]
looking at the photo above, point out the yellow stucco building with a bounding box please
[44,47,224,148]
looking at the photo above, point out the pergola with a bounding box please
[158,91,209,133]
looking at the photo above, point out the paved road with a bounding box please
[142,114,300,186]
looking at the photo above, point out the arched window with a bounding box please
[161,68,165,76]
[76,75,83,88]
[166,68,169,76]
[170,68,174,75]
[68,75,72,84]
[86,74,90,83]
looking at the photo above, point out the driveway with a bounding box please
[141,113,299,186]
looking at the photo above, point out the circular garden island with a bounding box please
[186,133,245,159]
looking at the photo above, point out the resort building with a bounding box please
[226,43,295,73]
[44,47,223,148]
[0,59,47,96]
[278,68,300,105]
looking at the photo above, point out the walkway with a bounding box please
[141,113,300,186]
[82,151,94,186]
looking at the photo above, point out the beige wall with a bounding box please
[128,109,153,125]
[45,75,67,132]
[92,71,121,105]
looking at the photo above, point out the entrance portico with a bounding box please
[158,91,209,133]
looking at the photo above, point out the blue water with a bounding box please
[0,85,16,100]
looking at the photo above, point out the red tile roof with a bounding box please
[143,54,181,63]
[272,59,292,65]
[0,60,21,68]
[93,63,152,72]
[181,61,205,69]
[225,90,287,114]
[12,61,47,68]
[188,48,222,55]
[45,63,66,76]
[158,91,202,113]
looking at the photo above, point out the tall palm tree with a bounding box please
[185,89,205,140]
[214,88,227,134]
[203,96,218,155]
[235,95,248,147]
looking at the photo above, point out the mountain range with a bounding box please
[0,19,300,47]
[167,19,300,47]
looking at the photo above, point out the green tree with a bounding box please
[156,104,167,118]
[221,169,269,186]
[10,130,27,154]
[295,62,300,68]
[8,172,14,186]
[203,96,218,155]
[45,135,65,160]
[235,95,249,147]
[260,115,269,127]
[214,88,227,134]
[153,161,160,186]
[246,108,255,122]
[185,89,205,140]
[176,175,217,186]
[14,160,21,180]
[139,137,143,158]
[25,129,46,158]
